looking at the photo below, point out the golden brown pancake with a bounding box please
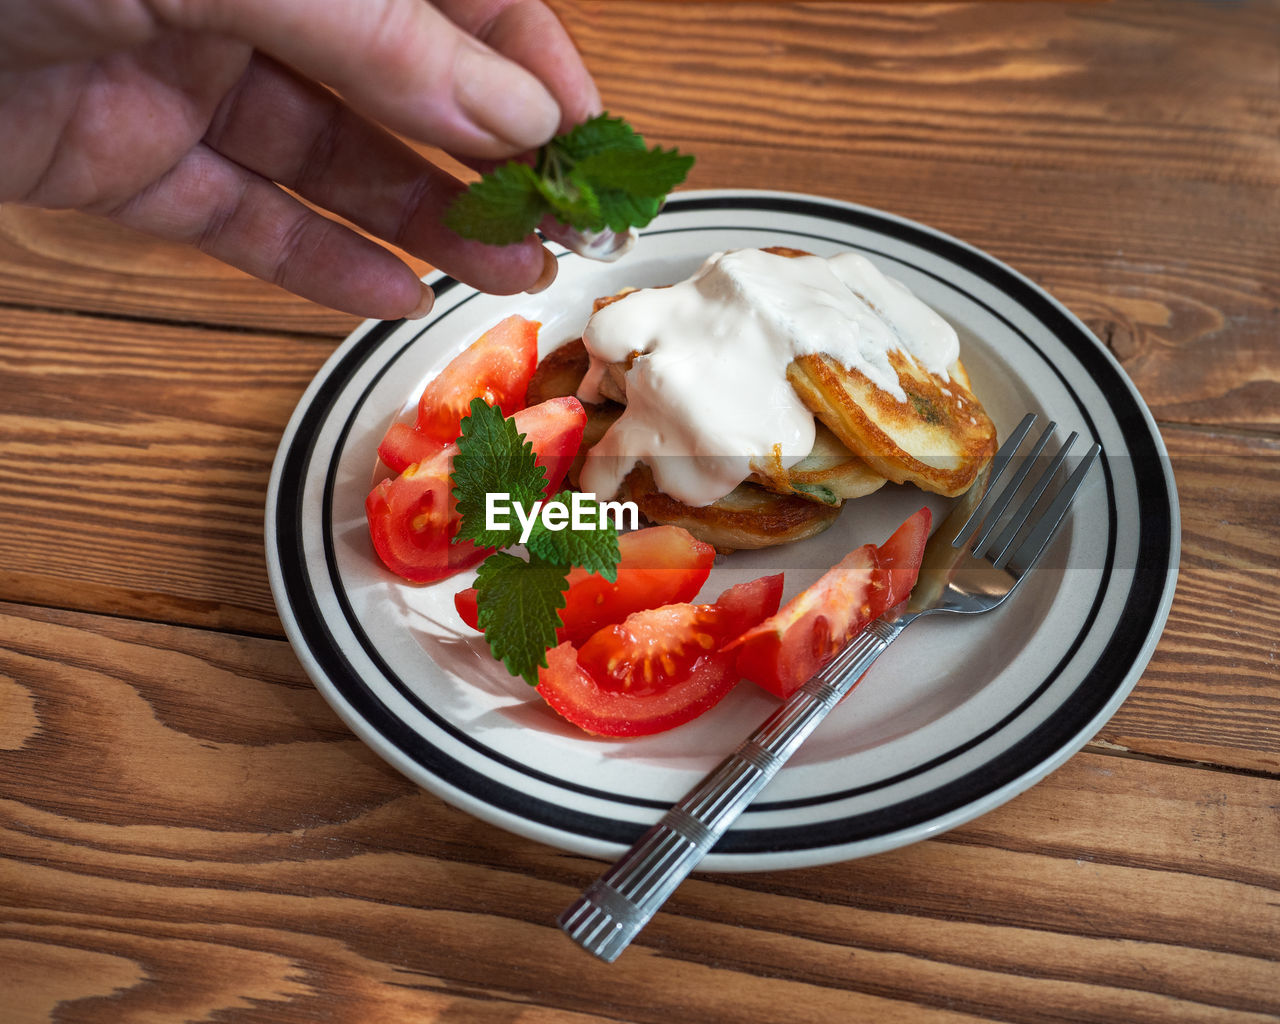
[526,336,592,407]
[764,245,996,497]
[530,340,885,509]
[528,338,846,551]
[747,422,887,507]
[616,464,841,553]
[527,339,623,490]
[786,348,995,498]
[527,242,996,548]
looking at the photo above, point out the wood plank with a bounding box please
[1,604,1276,1023]
[0,206,367,336]
[5,146,1276,423]
[3,147,1274,425]
[0,310,333,634]
[562,0,1279,185]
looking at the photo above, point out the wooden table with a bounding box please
[3,2,1277,1020]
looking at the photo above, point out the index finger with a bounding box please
[433,0,602,132]
[155,0,564,157]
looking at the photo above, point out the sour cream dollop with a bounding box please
[577,248,959,507]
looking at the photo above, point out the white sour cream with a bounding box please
[577,248,960,507]
[541,222,638,262]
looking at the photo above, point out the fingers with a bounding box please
[106,142,432,320]
[152,0,562,158]
[433,0,602,132]
[204,55,553,295]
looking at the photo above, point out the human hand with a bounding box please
[0,0,601,319]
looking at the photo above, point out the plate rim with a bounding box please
[266,187,1181,871]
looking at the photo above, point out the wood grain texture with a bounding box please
[562,0,1279,185]
[0,309,333,634]
[2,1,1276,1019]
[2,603,1277,1024]
[0,206,366,337]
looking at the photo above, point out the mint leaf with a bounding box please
[474,551,570,685]
[445,113,694,246]
[452,399,546,549]
[546,114,645,162]
[443,162,544,246]
[574,146,696,197]
[594,190,664,233]
[576,146,694,231]
[532,170,602,231]
[524,491,621,579]
[449,402,625,686]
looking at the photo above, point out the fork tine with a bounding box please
[963,419,1057,553]
[984,431,1078,565]
[951,412,1037,550]
[996,441,1102,574]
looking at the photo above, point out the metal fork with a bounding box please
[558,413,1102,962]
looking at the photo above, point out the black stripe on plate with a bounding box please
[272,194,1173,856]
[326,221,1116,814]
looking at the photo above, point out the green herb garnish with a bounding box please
[452,399,621,684]
[469,550,572,686]
[524,490,620,577]
[451,399,547,551]
[445,113,695,246]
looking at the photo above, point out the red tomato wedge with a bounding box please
[876,506,934,609]
[366,397,586,584]
[535,574,783,737]
[415,314,539,443]
[378,315,540,473]
[378,421,447,474]
[454,525,716,645]
[729,507,932,699]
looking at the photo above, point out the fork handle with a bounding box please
[559,615,905,962]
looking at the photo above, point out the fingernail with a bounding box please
[525,247,558,294]
[406,283,434,319]
[455,39,560,152]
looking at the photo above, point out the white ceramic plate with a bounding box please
[266,190,1179,871]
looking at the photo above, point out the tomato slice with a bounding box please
[875,505,933,608]
[416,314,539,442]
[505,396,585,508]
[729,507,932,699]
[366,448,488,584]
[378,421,447,474]
[454,525,716,645]
[729,548,875,701]
[366,397,586,584]
[534,574,783,737]
[377,315,540,473]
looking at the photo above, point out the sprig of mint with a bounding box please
[445,113,695,246]
[469,551,571,685]
[524,491,619,577]
[451,400,547,550]
[452,399,621,684]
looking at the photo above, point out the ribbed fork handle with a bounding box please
[559,615,906,961]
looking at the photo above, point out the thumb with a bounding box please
[163,0,562,158]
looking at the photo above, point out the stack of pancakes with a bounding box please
[527,249,998,552]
